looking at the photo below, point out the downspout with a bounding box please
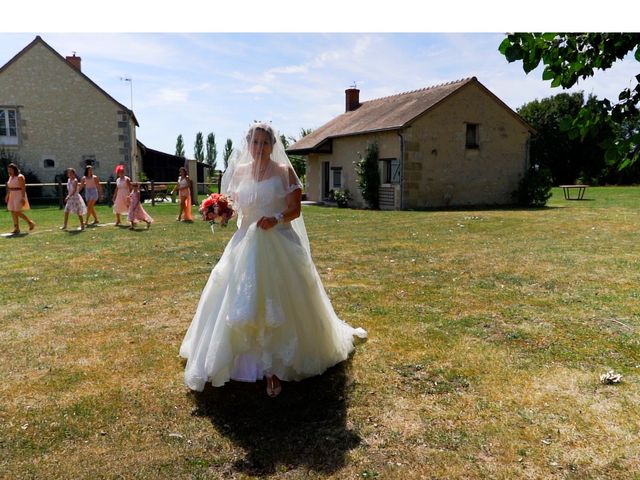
[397,129,405,210]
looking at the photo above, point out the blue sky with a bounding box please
[2,5,639,160]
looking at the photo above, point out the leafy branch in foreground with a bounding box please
[499,33,640,168]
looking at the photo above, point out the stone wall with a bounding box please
[306,131,400,208]
[402,83,530,208]
[305,83,530,209]
[0,40,137,184]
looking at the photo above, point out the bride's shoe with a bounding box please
[266,376,282,398]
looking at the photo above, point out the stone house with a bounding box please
[0,36,140,187]
[287,77,534,209]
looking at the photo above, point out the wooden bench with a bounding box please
[560,184,589,200]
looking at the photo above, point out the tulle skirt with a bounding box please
[180,222,367,391]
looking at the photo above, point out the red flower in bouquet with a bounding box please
[199,193,234,227]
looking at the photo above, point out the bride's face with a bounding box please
[249,129,273,163]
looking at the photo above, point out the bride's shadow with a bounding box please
[191,360,360,476]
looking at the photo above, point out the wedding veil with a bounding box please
[221,122,311,254]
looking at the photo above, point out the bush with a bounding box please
[0,147,20,184]
[513,164,553,207]
[329,189,352,208]
[355,143,380,209]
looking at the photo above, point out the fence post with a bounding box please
[217,170,222,193]
[151,180,155,207]
[106,180,112,207]
[58,181,64,209]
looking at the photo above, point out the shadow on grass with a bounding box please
[190,360,360,476]
[1,231,29,238]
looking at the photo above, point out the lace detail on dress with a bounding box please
[265,298,285,327]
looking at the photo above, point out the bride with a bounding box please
[179,122,367,397]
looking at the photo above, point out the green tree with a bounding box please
[299,127,313,138]
[355,142,380,209]
[194,132,204,162]
[280,133,307,179]
[499,33,640,168]
[175,134,185,158]
[206,132,217,171]
[517,92,611,184]
[223,139,233,170]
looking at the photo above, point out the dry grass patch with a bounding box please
[2,189,640,479]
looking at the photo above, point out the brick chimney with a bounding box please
[65,53,81,71]
[345,87,360,112]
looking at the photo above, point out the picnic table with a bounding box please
[141,182,170,204]
[560,184,589,200]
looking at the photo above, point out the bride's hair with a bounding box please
[246,122,276,145]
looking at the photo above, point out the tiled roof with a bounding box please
[287,77,531,154]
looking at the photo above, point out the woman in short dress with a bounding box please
[60,167,87,231]
[112,165,131,226]
[127,182,153,229]
[171,167,193,222]
[81,165,103,225]
[4,163,35,235]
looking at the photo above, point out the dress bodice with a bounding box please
[117,177,129,190]
[84,176,97,188]
[67,179,78,195]
[7,175,20,188]
[234,176,294,226]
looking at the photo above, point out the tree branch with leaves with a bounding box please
[499,33,640,168]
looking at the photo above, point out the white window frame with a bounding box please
[331,167,342,189]
[0,108,19,145]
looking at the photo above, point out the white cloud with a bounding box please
[2,32,638,156]
[241,85,271,94]
[148,87,189,105]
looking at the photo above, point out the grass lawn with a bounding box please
[1,187,639,479]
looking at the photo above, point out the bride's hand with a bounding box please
[257,216,277,230]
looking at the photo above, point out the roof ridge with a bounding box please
[0,35,138,126]
[363,77,475,104]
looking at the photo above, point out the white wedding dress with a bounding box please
[179,174,367,391]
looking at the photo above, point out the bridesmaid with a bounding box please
[127,182,153,229]
[4,163,35,234]
[60,168,87,231]
[112,165,131,226]
[171,167,193,221]
[81,165,103,225]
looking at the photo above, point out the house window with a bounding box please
[379,158,400,184]
[466,123,479,149]
[331,167,342,189]
[43,158,55,168]
[0,108,19,145]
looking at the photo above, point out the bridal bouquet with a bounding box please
[199,193,234,232]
